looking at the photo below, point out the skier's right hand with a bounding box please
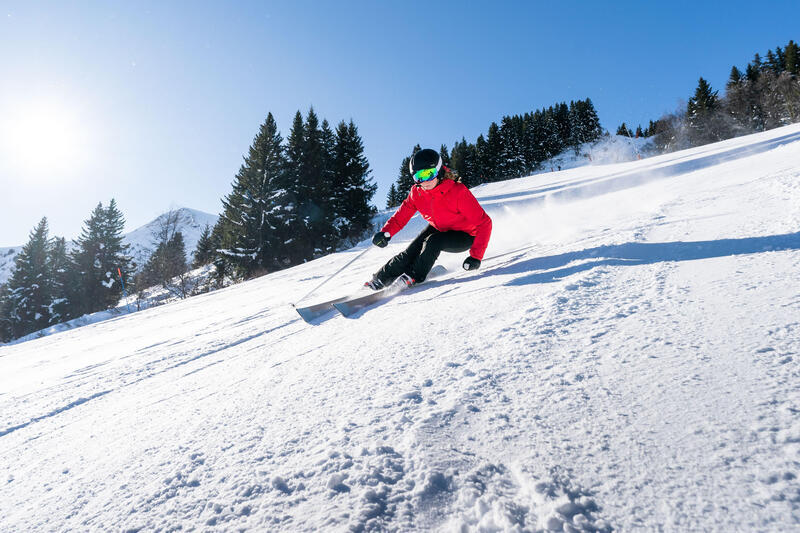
[462,256,481,271]
[372,231,391,248]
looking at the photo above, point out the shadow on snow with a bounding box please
[489,231,800,286]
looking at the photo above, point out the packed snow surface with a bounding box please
[2,125,800,531]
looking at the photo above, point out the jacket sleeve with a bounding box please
[380,191,417,236]
[457,186,492,260]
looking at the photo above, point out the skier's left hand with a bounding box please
[372,231,391,248]
[462,256,481,271]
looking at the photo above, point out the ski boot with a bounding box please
[395,273,416,288]
[364,278,385,291]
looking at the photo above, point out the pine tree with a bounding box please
[519,113,536,173]
[245,112,293,270]
[687,77,722,145]
[522,111,547,171]
[753,53,763,72]
[282,110,319,263]
[775,46,786,73]
[331,120,377,246]
[616,122,632,136]
[766,49,780,73]
[756,70,791,129]
[317,119,340,252]
[137,242,163,289]
[70,200,132,316]
[646,38,800,152]
[215,113,290,276]
[439,144,451,166]
[727,66,743,88]
[321,119,337,169]
[4,218,53,338]
[450,137,478,187]
[785,40,799,75]
[542,108,563,159]
[774,70,800,123]
[745,63,760,83]
[568,99,603,147]
[102,199,133,307]
[386,183,400,209]
[209,221,230,286]
[69,203,107,316]
[168,232,188,276]
[301,107,334,256]
[462,138,479,186]
[554,102,571,149]
[474,134,489,184]
[140,232,187,287]
[484,122,503,182]
[498,116,525,178]
[0,283,11,342]
[48,236,71,324]
[726,64,762,134]
[137,229,189,299]
[394,144,420,199]
[192,224,214,268]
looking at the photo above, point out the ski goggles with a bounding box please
[413,167,439,183]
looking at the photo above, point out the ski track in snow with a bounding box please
[2,125,800,531]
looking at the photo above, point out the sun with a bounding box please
[0,97,90,180]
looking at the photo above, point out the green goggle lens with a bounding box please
[413,167,439,183]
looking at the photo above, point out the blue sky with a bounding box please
[1,1,798,246]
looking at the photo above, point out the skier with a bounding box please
[366,148,492,289]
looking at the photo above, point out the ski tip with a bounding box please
[295,307,315,322]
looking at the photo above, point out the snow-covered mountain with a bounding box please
[123,207,218,270]
[1,124,800,531]
[0,246,21,285]
[0,207,218,284]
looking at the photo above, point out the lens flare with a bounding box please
[0,97,91,181]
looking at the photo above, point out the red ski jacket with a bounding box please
[381,179,492,260]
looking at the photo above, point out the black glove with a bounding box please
[372,231,391,248]
[463,256,481,271]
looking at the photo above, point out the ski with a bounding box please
[296,265,449,322]
[333,265,448,318]
[294,295,353,323]
[333,283,406,317]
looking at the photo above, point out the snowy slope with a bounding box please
[0,207,218,285]
[1,125,800,531]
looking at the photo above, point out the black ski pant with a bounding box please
[374,225,474,284]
